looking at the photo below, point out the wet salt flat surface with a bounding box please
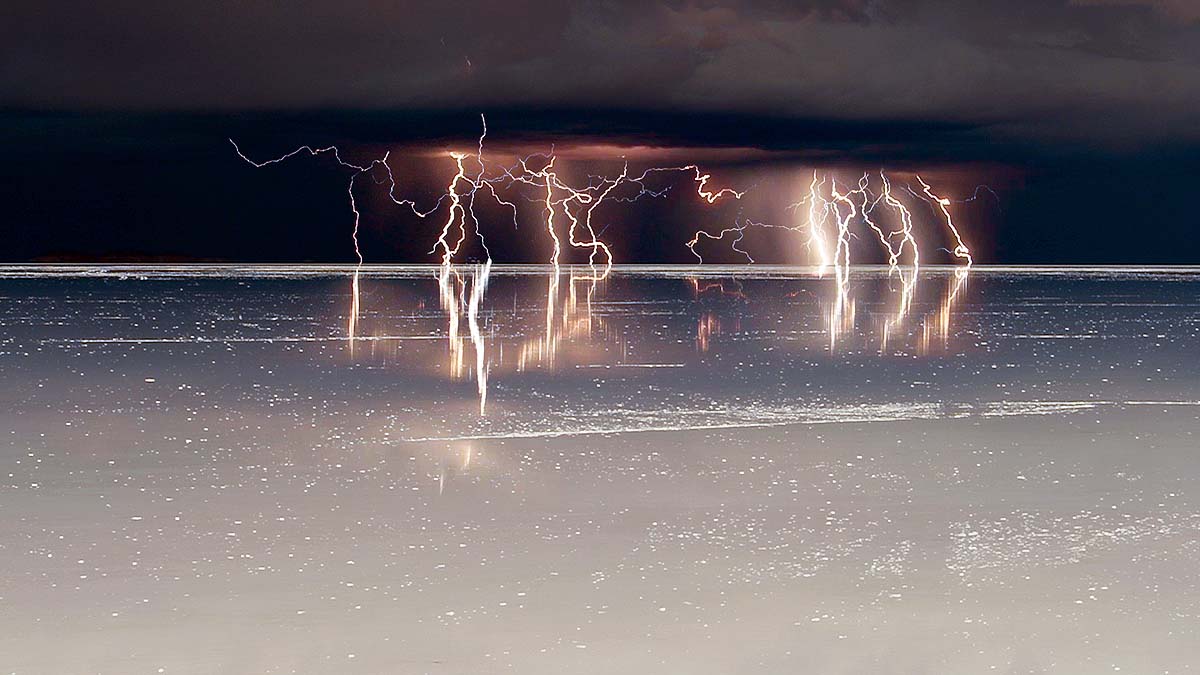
[1,265,1199,674]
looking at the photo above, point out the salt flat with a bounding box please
[1,266,1198,673]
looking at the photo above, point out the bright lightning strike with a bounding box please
[685,168,977,349]
[232,117,980,403]
[915,175,973,266]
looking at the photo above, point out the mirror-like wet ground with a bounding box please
[1,265,1198,674]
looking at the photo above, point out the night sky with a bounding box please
[3,1,1198,264]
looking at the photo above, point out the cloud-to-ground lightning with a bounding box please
[688,170,971,272]
[685,166,977,349]
[233,114,744,279]
[232,116,979,403]
[915,176,973,266]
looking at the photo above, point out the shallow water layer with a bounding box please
[1,266,1198,674]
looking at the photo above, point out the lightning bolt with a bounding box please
[514,155,619,278]
[233,114,742,284]
[916,175,973,267]
[683,169,976,349]
[432,151,476,267]
[687,170,973,271]
[228,140,381,264]
[827,180,859,349]
[628,165,746,204]
[687,222,754,263]
[232,118,985,410]
[806,171,834,275]
[879,171,920,270]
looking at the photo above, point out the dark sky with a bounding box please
[2,0,1198,264]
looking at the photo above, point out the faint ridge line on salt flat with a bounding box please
[42,335,443,344]
[578,363,687,369]
[396,399,1200,443]
[396,412,937,443]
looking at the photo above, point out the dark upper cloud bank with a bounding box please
[3,0,1198,148]
[2,1,1198,263]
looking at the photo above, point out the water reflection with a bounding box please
[880,264,918,352]
[516,269,606,371]
[435,262,492,414]
[344,266,973,414]
[920,266,970,354]
[689,278,748,300]
[437,443,476,496]
[347,267,361,356]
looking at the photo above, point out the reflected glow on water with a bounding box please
[345,266,974,414]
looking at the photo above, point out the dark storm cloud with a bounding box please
[3,0,1199,265]
[3,0,1198,147]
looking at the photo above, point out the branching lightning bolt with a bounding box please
[231,117,981,404]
